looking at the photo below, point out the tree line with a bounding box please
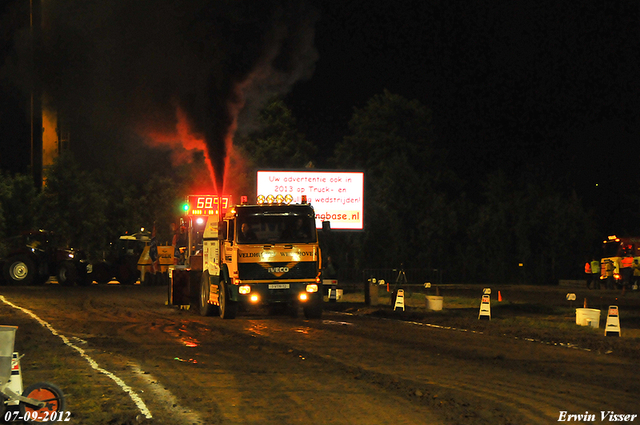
[0,92,598,284]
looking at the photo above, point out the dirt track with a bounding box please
[1,284,639,424]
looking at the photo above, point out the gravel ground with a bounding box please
[1,283,639,424]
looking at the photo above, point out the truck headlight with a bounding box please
[239,285,251,295]
[306,284,319,293]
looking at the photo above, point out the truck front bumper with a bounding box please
[228,281,322,307]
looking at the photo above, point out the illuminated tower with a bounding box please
[30,0,67,188]
[42,96,69,173]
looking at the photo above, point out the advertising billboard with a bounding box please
[257,170,364,230]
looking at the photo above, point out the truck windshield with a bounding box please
[238,215,316,244]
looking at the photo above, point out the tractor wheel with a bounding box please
[3,256,36,285]
[57,261,78,286]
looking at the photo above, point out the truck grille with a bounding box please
[238,261,317,280]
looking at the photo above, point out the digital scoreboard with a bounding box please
[185,195,232,216]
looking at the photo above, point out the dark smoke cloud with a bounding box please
[7,0,319,189]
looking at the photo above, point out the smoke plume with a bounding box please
[13,0,319,191]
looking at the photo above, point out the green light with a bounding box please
[182,203,189,212]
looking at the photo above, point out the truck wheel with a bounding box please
[199,272,218,316]
[57,261,78,286]
[303,303,322,319]
[3,256,36,285]
[218,280,237,319]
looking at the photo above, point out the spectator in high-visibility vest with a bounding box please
[621,254,634,291]
[590,258,600,290]
[585,260,592,289]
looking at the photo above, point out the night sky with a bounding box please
[288,1,640,234]
[2,1,640,231]
[291,2,640,180]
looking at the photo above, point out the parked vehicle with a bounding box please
[90,230,173,285]
[0,230,90,286]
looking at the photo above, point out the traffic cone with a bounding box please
[498,291,502,302]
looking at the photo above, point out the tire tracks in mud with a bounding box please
[16,289,423,424]
[187,316,523,425]
[85,313,445,425]
[3,285,639,424]
[72,300,448,425]
[93,299,637,425]
[0,295,154,420]
[224,312,640,425]
[0,290,206,425]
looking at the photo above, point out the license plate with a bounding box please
[268,283,290,290]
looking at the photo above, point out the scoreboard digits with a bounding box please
[186,195,232,216]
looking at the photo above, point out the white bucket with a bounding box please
[0,326,17,357]
[0,326,17,385]
[576,308,600,328]
[426,295,443,311]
